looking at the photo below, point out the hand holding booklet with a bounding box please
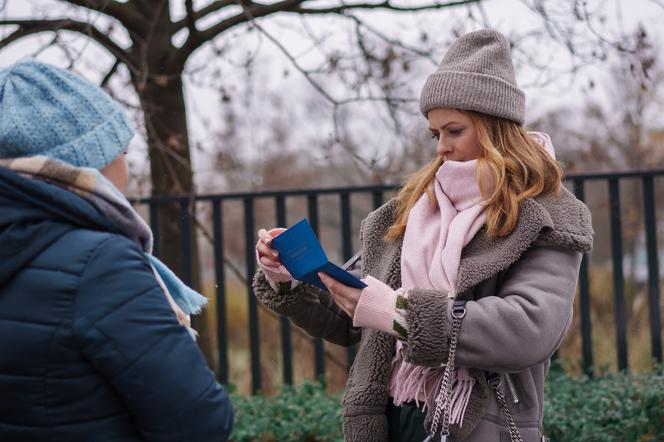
[270,219,367,291]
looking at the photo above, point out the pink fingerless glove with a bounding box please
[256,228,292,283]
[353,275,401,333]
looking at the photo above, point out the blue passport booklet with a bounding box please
[270,218,367,291]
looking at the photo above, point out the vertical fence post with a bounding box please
[179,200,193,286]
[212,200,229,385]
[372,189,383,210]
[308,193,326,382]
[244,197,261,393]
[149,202,160,258]
[275,196,294,386]
[643,175,662,363]
[573,179,594,375]
[340,192,355,370]
[608,178,628,371]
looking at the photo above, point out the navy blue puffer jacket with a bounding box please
[0,167,233,441]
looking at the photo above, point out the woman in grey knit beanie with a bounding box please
[253,29,593,442]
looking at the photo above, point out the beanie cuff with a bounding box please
[419,70,525,125]
[43,109,134,169]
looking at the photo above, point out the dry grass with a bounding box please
[559,265,663,376]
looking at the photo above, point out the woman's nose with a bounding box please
[437,139,452,157]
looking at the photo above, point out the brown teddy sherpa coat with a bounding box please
[253,186,593,441]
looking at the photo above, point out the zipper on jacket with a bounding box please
[505,373,520,405]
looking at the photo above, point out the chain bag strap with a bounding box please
[423,300,467,442]
[422,299,524,442]
[486,372,524,442]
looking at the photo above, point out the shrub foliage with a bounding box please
[230,365,664,441]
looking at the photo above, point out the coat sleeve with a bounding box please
[72,234,233,442]
[403,246,582,372]
[252,260,362,347]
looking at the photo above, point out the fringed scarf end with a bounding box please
[390,345,475,427]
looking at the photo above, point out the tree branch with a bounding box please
[59,0,145,33]
[246,19,416,107]
[347,13,437,66]
[100,58,121,88]
[129,0,155,18]
[293,0,480,14]
[175,0,479,63]
[185,0,198,34]
[173,0,236,33]
[0,19,135,73]
[176,0,304,63]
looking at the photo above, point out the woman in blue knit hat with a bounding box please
[0,60,233,441]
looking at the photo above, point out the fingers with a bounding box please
[258,228,273,245]
[318,272,337,292]
[258,228,286,244]
[256,240,278,259]
[257,228,281,267]
[259,255,281,268]
[319,273,358,318]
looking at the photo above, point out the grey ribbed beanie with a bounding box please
[420,29,525,125]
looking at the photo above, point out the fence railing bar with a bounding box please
[275,196,294,386]
[307,194,326,381]
[131,185,399,204]
[129,170,664,205]
[642,176,662,363]
[608,178,628,371]
[564,169,664,181]
[212,200,229,385]
[573,178,594,375]
[244,197,261,393]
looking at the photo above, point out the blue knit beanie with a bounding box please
[0,59,134,169]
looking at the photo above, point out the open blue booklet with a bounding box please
[270,219,367,291]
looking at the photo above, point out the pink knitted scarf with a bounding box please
[389,158,486,425]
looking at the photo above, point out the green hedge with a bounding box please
[544,363,664,442]
[230,382,343,442]
[230,364,664,442]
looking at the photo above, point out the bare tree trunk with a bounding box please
[133,68,216,371]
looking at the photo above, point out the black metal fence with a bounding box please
[132,169,663,393]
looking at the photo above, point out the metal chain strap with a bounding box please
[488,374,524,442]
[428,301,466,438]
[425,299,524,442]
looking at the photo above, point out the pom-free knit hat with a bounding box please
[420,29,525,125]
[0,59,134,169]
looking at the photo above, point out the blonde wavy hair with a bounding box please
[385,111,564,241]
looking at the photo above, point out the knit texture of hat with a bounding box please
[0,59,134,169]
[420,29,525,125]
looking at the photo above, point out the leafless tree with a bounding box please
[0,0,480,367]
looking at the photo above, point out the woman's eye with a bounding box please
[449,128,463,136]
[430,132,440,140]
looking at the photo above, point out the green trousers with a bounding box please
[387,398,428,442]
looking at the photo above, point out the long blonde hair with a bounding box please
[385,111,564,241]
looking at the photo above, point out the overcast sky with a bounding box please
[2,0,663,189]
